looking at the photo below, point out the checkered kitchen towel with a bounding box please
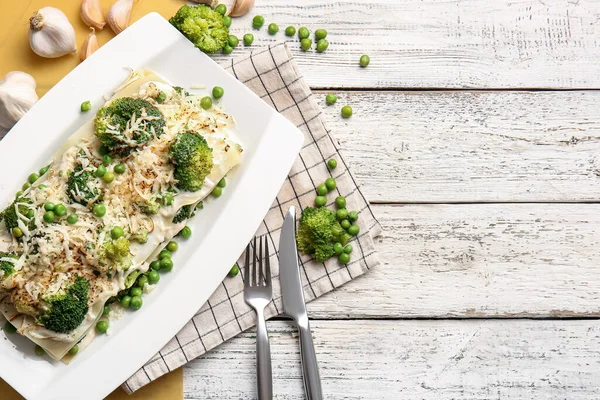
[123,42,382,393]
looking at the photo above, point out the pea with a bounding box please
[38,184,47,189]
[80,101,92,112]
[130,296,143,310]
[93,204,106,217]
[180,226,192,239]
[114,163,126,174]
[332,224,343,238]
[298,27,309,39]
[333,242,344,255]
[285,26,296,36]
[228,263,239,277]
[130,287,143,297]
[201,96,212,110]
[243,33,254,45]
[348,210,358,222]
[35,345,45,356]
[95,165,107,177]
[300,38,312,51]
[336,209,348,221]
[338,252,351,264]
[102,154,112,165]
[28,173,39,184]
[341,106,353,118]
[162,193,174,206]
[317,184,328,196]
[348,224,360,236]
[120,295,132,307]
[68,345,79,356]
[3,321,16,334]
[22,182,31,190]
[150,260,161,271]
[160,258,174,271]
[325,94,337,105]
[54,204,67,217]
[215,4,226,15]
[328,159,337,169]
[252,15,265,29]
[360,54,370,67]
[12,227,23,238]
[39,166,49,175]
[212,86,224,99]
[341,219,351,230]
[315,29,327,40]
[228,35,239,48]
[96,320,109,334]
[103,305,111,316]
[325,177,336,191]
[155,91,167,103]
[339,233,351,246]
[316,39,329,52]
[102,171,115,183]
[159,250,172,259]
[223,15,232,28]
[98,146,109,156]
[15,191,23,197]
[268,23,279,35]
[67,214,78,224]
[148,270,160,284]
[44,202,55,211]
[111,226,124,239]
[314,196,327,207]
[43,211,55,223]
[26,209,35,219]
[167,241,178,252]
[212,186,223,197]
[138,275,150,288]
[223,45,233,55]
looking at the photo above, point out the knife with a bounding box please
[279,206,323,400]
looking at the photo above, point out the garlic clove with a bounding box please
[228,0,255,17]
[80,28,100,62]
[81,0,106,30]
[0,72,38,137]
[107,0,136,34]
[29,7,77,58]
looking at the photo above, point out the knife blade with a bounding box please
[279,206,323,400]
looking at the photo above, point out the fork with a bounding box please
[244,236,273,400]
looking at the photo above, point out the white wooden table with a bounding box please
[184,1,600,398]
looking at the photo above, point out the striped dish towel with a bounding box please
[124,42,382,393]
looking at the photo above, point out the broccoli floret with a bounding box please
[124,270,141,289]
[297,207,344,262]
[172,204,195,224]
[67,165,100,206]
[100,236,132,271]
[1,197,33,231]
[94,97,166,156]
[169,132,213,192]
[169,5,229,54]
[0,252,18,280]
[140,198,160,215]
[130,230,149,244]
[40,277,89,333]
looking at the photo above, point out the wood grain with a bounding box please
[184,320,600,399]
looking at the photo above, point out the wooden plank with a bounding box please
[306,203,600,318]
[184,320,600,399]
[316,90,600,203]
[220,0,600,89]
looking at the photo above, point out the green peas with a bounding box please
[180,226,192,239]
[28,173,39,184]
[93,203,106,217]
[341,106,353,118]
[314,196,327,207]
[341,219,351,230]
[212,186,223,197]
[102,154,112,165]
[43,211,55,224]
[300,38,312,51]
[338,252,351,264]
[81,101,92,112]
[96,320,109,334]
[26,209,35,219]
[336,209,348,221]
[159,250,172,259]
[12,227,23,238]
[316,39,329,52]
[95,165,107,177]
[130,296,143,310]
[111,226,124,239]
[44,202,55,211]
[38,184,47,189]
[217,177,227,188]
[201,96,213,110]
[285,26,296,36]
[325,177,336,191]
[167,241,178,252]
[162,193,174,206]
[223,45,233,54]
[228,263,239,277]
[317,184,328,196]
[35,345,45,356]
[22,182,31,190]
[360,54,370,67]
[120,295,132,307]
[53,204,66,217]
[348,224,360,236]
[148,270,160,284]
[243,33,254,45]
[39,166,49,175]
[212,86,224,99]
[114,163,126,174]
[160,258,174,271]
[68,345,79,356]
[102,171,115,183]
[348,210,358,222]
[252,15,265,29]
[3,321,16,334]
[315,29,327,40]
[215,4,226,15]
[325,94,337,105]
[298,27,309,39]
[138,275,150,288]
[228,35,239,48]
[339,233,351,246]
[150,260,161,271]
[103,305,111,316]
[268,23,279,35]
[333,242,344,255]
[343,244,353,254]
[15,191,23,197]
[155,91,167,103]
[98,146,109,156]
[67,214,78,224]
[130,287,142,297]
[328,159,337,170]
[223,15,232,28]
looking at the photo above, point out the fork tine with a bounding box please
[259,236,264,286]
[244,243,250,287]
[265,237,271,287]
[252,236,257,286]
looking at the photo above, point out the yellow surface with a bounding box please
[0,0,186,398]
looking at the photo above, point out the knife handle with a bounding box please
[256,308,273,400]
[298,319,323,400]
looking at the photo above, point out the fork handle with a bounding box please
[256,307,272,400]
[298,321,323,400]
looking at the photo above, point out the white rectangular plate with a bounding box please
[0,12,303,400]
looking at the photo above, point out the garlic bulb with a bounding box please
[108,0,135,34]
[29,7,77,58]
[0,72,38,137]
[80,0,106,30]
[80,28,99,61]
[228,0,255,17]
